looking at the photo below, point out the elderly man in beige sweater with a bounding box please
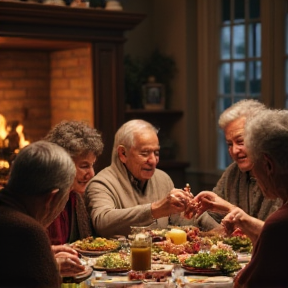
[86,119,219,237]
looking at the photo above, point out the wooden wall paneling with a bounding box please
[92,42,125,171]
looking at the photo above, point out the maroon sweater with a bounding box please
[234,202,288,288]
[47,191,92,245]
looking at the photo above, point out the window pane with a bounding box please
[233,25,245,59]
[249,61,261,94]
[217,97,233,170]
[249,0,260,19]
[219,63,231,94]
[218,97,233,115]
[248,23,261,57]
[222,0,231,23]
[217,127,232,170]
[233,62,246,93]
[234,0,245,21]
[221,27,231,59]
[218,0,261,170]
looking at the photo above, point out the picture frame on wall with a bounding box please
[142,82,165,110]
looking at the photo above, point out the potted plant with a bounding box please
[124,49,177,109]
[141,49,177,107]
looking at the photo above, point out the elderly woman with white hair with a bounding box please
[214,100,281,221]
[231,109,288,287]
[187,100,282,244]
[190,109,288,287]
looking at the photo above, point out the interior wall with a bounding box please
[152,1,188,161]
[122,0,189,162]
[122,0,155,57]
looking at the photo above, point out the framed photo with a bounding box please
[142,83,165,110]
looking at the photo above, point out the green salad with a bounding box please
[184,248,241,273]
[223,235,253,253]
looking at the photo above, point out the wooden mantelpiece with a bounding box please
[0,1,145,171]
[0,1,144,41]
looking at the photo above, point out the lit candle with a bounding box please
[166,229,187,245]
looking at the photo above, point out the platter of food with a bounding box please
[93,252,131,272]
[181,244,241,276]
[71,236,120,256]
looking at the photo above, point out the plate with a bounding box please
[73,247,116,257]
[237,253,251,263]
[93,266,131,273]
[148,264,174,275]
[70,237,120,257]
[91,276,142,286]
[186,275,233,284]
[182,265,223,276]
[62,266,93,284]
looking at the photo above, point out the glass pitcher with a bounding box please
[130,226,152,271]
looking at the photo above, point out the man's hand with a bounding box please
[151,188,194,219]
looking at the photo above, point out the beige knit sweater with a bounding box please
[85,154,219,237]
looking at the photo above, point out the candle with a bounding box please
[166,229,187,245]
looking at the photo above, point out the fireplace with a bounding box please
[0,1,144,171]
[0,46,93,143]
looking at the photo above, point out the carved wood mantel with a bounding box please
[0,1,145,170]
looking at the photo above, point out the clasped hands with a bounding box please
[184,191,254,236]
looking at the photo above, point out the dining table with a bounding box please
[61,262,241,288]
[62,227,251,288]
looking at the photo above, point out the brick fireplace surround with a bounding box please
[0,1,144,170]
[0,47,93,141]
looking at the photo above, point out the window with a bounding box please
[217,0,261,170]
[195,0,287,185]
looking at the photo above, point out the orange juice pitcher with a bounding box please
[130,226,152,271]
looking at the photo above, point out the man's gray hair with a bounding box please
[113,119,158,157]
[7,140,76,196]
[245,109,288,170]
[218,99,266,130]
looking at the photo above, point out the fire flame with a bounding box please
[0,114,30,151]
